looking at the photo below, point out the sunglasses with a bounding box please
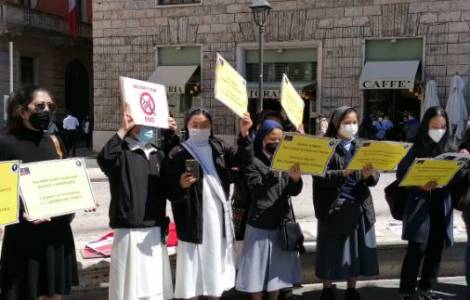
[33,102,56,113]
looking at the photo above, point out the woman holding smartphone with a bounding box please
[164,108,253,300]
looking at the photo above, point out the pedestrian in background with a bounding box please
[164,108,253,300]
[0,85,78,300]
[82,115,92,149]
[403,112,420,142]
[320,116,329,136]
[313,106,380,300]
[236,120,303,300]
[47,117,60,135]
[397,106,458,300]
[97,105,178,300]
[373,114,394,140]
[62,111,80,156]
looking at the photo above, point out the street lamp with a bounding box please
[250,0,272,114]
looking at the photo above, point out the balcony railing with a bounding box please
[0,4,91,38]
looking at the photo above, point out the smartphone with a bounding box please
[185,159,200,181]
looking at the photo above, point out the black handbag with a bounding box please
[231,169,252,241]
[451,172,470,211]
[384,179,407,221]
[280,196,305,253]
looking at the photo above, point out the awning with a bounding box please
[359,60,420,90]
[148,65,198,94]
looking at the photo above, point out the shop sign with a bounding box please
[248,88,305,99]
[360,79,414,90]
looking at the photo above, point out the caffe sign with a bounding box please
[360,79,414,90]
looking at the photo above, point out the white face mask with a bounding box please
[428,129,446,143]
[188,128,211,142]
[339,124,358,139]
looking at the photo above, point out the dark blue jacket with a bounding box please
[397,144,454,246]
[313,139,379,235]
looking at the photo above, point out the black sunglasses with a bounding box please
[34,102,56,113]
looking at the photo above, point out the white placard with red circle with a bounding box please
[120,76,169,129]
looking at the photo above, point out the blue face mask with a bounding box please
[137,126,155,144]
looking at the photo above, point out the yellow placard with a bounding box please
[0,161,20,226]
[347,141,412,171]
[280,74,305,129]
[214,53,248,118]
[271,134,338,176]
[19,158,96,220]
[399,159,463,187]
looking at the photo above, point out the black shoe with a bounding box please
[345,288,361,300]
[321,287,336,300]
[417,290,443,300]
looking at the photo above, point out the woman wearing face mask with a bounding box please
[313,106,380,300]
[0,85,78,300]
[235,120,303,300]
[397,106,455,300]
[164,108,253,300]
[97,104,178,300]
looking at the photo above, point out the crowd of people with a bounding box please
[47,111,92,156]
[358,111,421,143]
[0,85,469,300]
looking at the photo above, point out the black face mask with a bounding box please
[29,111,51,131]
[264,143,279,155]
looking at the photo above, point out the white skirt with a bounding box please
[109,227,173,300]
[174,240,235,299]
[174,176,236,299]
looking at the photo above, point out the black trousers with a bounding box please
[399,200,446,294]
[64,130,78,157]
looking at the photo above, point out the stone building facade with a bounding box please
[92,0,470,149]
[0,0,92,133]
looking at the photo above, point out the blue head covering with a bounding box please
[254,120,283,158]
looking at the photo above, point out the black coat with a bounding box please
[245,156,303,230]
[97,133,177,229]
[164,135,253,244]
[313,140,379,235]
[397,144,455,246]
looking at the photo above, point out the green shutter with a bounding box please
[246,48,317,63]
[158,47,201,66]
[365,39,423,61]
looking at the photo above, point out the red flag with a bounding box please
[68,0,78,39]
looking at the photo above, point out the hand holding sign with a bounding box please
[117,103,136,139]
[120,77,169,129]
[239,112,253,138]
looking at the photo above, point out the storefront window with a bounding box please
[245,48,317,133]
[151,46,201,127]
[361,38,424,141]
[246,62,315,82]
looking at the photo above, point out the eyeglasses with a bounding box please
[34,102,56,113]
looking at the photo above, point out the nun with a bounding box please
[235,120,303,300]
[312,106,380,300]
[97,106,177,300]
[164,108,253,299]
